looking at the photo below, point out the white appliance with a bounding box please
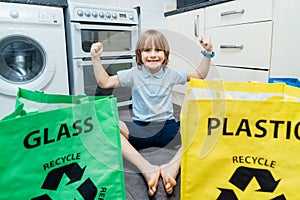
[0,2,69,119]
[65,3,139,106]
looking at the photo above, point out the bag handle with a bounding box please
[190,78,300,98]
[17,88,87,104]
[2,100,26,120]
[17,88,111,104]
[2,88,112,120]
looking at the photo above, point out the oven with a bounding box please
[65,2,139,106]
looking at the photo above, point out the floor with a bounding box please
[118,104,181,200]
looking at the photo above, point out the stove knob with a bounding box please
[77,9,83,17]
[85,10,91,17]
[99,12,104,18]
[105,12,111,18]
[112,13,117,19]
[129,14,134,20]
[92,11,98,18]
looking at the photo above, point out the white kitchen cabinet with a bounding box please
[165,8,204,41]
[164,8,205,68]
[205,0,273,83]
[270,0,300,79]
[165,0,299,102]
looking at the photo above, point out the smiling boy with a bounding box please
[91,29,214,196]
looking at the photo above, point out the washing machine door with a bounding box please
[0,35,55,96]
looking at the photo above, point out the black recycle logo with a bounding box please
[217,166,286,200]
[32,163,97,200]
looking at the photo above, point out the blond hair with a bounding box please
[135,30,170,67]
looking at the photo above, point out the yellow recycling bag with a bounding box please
[180,79,300,200]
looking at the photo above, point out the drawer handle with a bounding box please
[220,44,244,49]
[194,15,199,37]
[220,9,245,17]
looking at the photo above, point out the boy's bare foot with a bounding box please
[143,165,160,196]
[160,163,179,194]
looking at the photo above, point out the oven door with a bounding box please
[70,22,138,58]
[72,57,135,105]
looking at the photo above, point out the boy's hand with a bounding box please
[90,42,103,59]
[199,36,213,53]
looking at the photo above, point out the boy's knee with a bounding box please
[119,120,129,139]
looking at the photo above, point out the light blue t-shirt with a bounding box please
[117,66,188,122]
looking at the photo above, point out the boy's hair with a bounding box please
[135,30,170,67]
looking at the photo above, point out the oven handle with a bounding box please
[76,58,136,67]
[74,24,137,31]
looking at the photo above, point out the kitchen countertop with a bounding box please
[164,0,234,17]
[0,0,68,7]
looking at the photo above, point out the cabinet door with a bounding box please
[270,0,300,79]
[165,9,204,40]
[164,9,205,68]
[205,0,273,28]
[206,21,273,69]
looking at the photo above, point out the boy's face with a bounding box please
[141,46,165,73]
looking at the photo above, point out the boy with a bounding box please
[91,29,214,196]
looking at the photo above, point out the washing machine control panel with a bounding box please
[69,3,138,25]
[37,12,61,25]
[0,3,62,26]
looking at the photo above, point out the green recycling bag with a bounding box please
[0,88,126,200]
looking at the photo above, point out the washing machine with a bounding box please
[0,2,69,119]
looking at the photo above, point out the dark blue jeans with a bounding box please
[124,119,181,150]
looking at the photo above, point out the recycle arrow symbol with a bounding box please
[217,188,238,200]
[229,166,280,192]
[41,162,86,190]
[32,163,97,200]
[217,166,286,200]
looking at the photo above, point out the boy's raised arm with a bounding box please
[188,36,214,80]
[90,42,120,88]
